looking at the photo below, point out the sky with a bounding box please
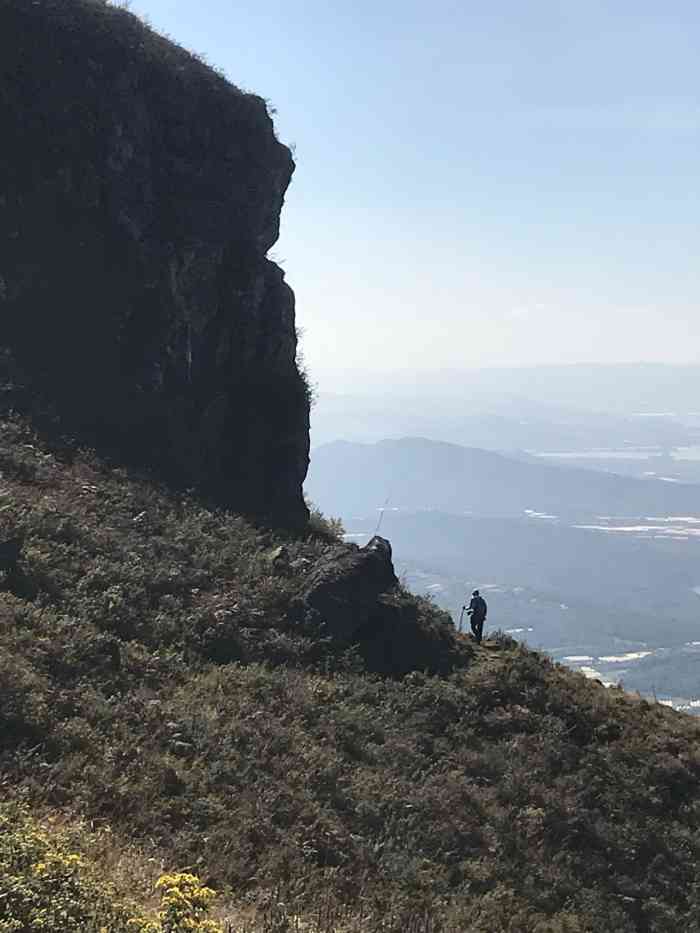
[128,0,700,389]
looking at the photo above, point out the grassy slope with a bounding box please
[1,416,700,932]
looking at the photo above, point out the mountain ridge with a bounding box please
[307,436,700,519]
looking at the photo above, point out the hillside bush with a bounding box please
[0,802,227,932]
[0,801,138,931]
[306,500,345,542]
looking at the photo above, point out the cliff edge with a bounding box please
[0,0,309,527]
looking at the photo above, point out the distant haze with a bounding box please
[311,363,700,412]
[308,364,700,450]
[128,1,700,382]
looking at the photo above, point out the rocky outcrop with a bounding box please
[0,0,309,527]
[296,536,465,675]
[299,536,398,642]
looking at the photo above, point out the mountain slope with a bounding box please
[2,416,700,931]
[306,437,700,519]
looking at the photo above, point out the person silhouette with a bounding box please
[465,589,487,644]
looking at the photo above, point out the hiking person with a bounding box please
[465,589,487,644]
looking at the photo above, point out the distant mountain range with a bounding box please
[311,392,700,451]
[306,437,700,520]
[316,363,700,416]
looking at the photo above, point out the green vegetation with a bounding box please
[0,801,226,931]
[1,415,700,931]
[306,500,345,542]
[0,800,137,931]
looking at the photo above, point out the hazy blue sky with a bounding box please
[129,0,700,387]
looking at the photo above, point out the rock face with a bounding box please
[0,0,309,527]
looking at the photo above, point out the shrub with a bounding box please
[0,802,138,932]
[151,873,223,933]
[306,500,345,542]
[0,802,226,933]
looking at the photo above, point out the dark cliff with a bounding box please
[0,0,309,528]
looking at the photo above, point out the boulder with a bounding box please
[295,535,468,675]
[298,536,397,642]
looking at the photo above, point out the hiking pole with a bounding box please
[458,604,465,633]
[373,496,390,537]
